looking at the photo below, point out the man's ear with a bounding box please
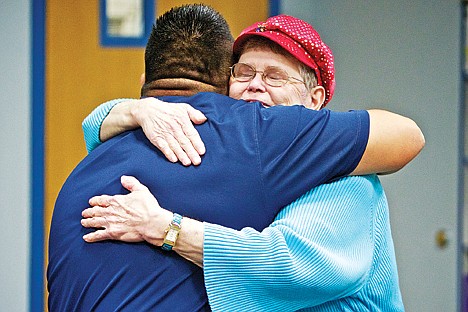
[140,73,145,86]
[306,86,326,110]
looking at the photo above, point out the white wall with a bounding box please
[0,0,31,311]
[283,0,460,310]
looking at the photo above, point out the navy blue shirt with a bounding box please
[47,93,369,311]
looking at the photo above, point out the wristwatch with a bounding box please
[161,213,183,251]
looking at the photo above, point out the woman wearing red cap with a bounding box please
[79,12,416,311]
[229,14,336,109]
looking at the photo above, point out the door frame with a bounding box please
[31,0,45,311]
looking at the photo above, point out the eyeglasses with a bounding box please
[230,63,305,87]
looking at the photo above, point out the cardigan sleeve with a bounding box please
[82,99,132,153]
[203,176,376,312]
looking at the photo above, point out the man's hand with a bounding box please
[131,98,207,166]
[81,175,172,244]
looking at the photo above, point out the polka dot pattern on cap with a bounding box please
[233,15,335,107]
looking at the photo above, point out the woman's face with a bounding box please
[228,48,313,108]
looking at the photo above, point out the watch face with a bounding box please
[165,228,178,243]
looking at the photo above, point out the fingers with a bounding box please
[165,133,196,166]
[153,136,178,163]
[160,114,203,166]
[146,121,196,166]
[140,102,206,166]
[82,206,107,218]
[88,195,112,207]
[81,208,118,243]
[183,105,206,157]
[149,133,193,166]
[187,106,207,125]
[81,215,108,228]
[168,133,202,166]
[181,120,206,156]
[120,175,148,192]
[81,184,160,244]
[81,213,112,242]
[166,105,205,165]
[82,229,111,243]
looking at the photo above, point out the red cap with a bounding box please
[233,15,335,107]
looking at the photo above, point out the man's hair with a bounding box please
[236,36,318,91]
[143,4,234,95]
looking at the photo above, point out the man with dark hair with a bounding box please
[142,5,233,96]
[48,4,421,311]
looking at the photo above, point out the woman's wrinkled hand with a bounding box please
[81,175,172,245]
[131,98,207,166]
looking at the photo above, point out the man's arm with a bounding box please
[83,99,424,174]
[351,109,425,175]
